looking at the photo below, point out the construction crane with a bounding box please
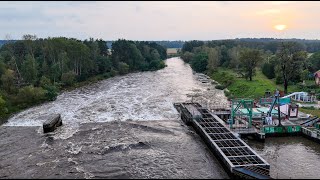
[266,89,282,126]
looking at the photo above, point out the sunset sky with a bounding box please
[0,1,319,40]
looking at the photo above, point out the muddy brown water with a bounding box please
[0,120,229,179]
[245,136,320,179]
[0,58,229,179]
[2,57,320,178]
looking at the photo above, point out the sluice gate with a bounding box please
[174,102,271,179]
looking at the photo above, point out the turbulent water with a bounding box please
[2,57,320,179]
[0,57,230,179]
[4,57,228,139]
[0,121,229,179]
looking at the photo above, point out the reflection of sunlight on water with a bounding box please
[4,57,228,139]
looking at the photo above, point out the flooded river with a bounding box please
[4,57,228,139]
[0,57,229,179]
[246,136,320,179]
[1,57,320,179]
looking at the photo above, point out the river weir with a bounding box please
[0,58,229,179]
[1,57,320,178]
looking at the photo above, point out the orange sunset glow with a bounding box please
[274,24,287,31]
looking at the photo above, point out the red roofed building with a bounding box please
[315,70,320,85]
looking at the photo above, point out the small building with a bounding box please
[279,104,299,118]
[314,70,320,85]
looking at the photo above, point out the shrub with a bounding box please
[181,52,194,63]
[15,85,47,107]
[148,60,165,71]
[275,75,283,84]
[61,71,76,86]
[262,62,275,79]
[44,85,58,101]
[158,61,166,69]
[118,62,129,75]
[0,95,8,116]
[39,76,52,88]
[102,72,111,78]
[215,84,226,90]
[110,69,118,77]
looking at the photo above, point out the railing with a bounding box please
[302,127,320,139]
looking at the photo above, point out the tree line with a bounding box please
[0,35,167,121]
[182,38,320,53]
[180,40,320,95]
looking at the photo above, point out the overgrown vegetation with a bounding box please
[180,39,320,100]
[0,35,167,123]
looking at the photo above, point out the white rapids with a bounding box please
[3,57,228,139]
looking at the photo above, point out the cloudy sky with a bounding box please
[1,1,319,40]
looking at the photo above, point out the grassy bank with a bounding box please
[210,68,320,118]
[210,68,303,100]
[300,107,320,117]
[211,68,278,99]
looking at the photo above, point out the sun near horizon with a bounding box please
[274,24,287,31]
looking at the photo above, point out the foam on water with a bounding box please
[3,57,228,139]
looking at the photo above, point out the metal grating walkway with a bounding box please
[175,102,271,179]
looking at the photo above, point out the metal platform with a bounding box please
[175,102,271,179]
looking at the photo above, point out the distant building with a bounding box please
[314,70,320,85]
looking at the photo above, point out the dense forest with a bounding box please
[106,40,185,49]
[182,38,320,54]
[180,39,320,98]
[0,35,166,122]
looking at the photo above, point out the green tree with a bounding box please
[150,49,160,60]
[206,47,220,73]
[181,52,194,63]
[182,40,204,52]
[308,51,320,72]
[0,95,8,117]
[239,48,263,81]
[118,62,129,75]
[39,75,52,88]
[228,46,241,69]
[22,34,37,58]
[190,53,208,73]
[16,85,46,107]
[44,85,58,101]
[1,69,15,93]
[41,59,49,77]
[275,42,307,93]
[262,62,276,79]
[96,56,112,73]
[21,54,38,84]
[61,71,76,86]
[50,62,60,83]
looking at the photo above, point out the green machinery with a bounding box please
[230,99,253,128]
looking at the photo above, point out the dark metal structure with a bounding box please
[174,102,271,179]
